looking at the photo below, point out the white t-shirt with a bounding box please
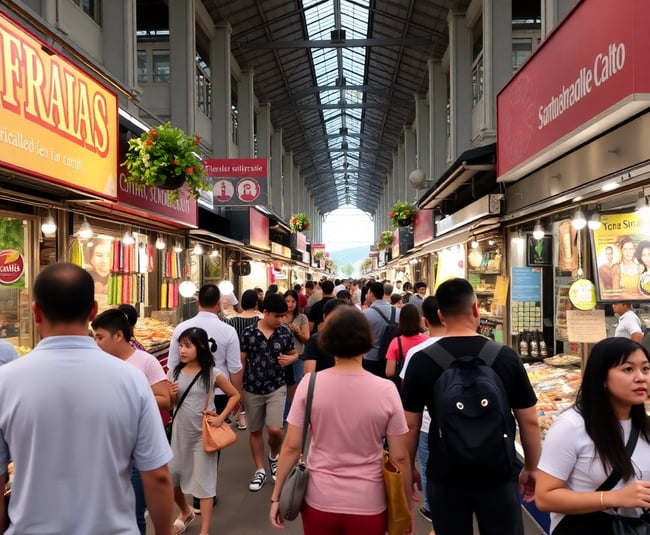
[400,336,443,433]
[127,349,167,386]
[167,311,242,395]
[0,336,171,535]
[538,407,650,532]
[615,310,644,339]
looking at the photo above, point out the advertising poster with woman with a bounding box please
[590,211,650,301]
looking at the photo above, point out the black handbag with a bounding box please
[166,371,201,443]
[553,426,650,535]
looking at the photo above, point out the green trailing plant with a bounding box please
[123,121,209,202]
[379,230,394,247]
[313,250,325,261]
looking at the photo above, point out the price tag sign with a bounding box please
[567,309,607,342]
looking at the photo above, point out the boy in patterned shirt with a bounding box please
[240,293,296,491]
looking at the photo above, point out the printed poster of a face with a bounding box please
[589,211,650,302]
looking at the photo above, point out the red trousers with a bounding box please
[301,502,387,535]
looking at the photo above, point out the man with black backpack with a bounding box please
[401,278,541,535]
[363,281,399,377]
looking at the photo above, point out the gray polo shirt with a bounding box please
[364,301,400,361]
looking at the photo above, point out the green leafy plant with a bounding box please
[361,258,373,271]
[325,259,335,271]
[389,200,417,227]
[379,230,394,247]
[123,121,209,202]
[290,213,311,233]
[313,249,325,260]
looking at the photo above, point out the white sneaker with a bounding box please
[249,469,267,491]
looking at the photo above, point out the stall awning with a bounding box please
[418,143,496,211]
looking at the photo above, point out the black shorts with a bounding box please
[284,365,296,386]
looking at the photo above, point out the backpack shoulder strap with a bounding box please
[374,307,390,324]
[422,342,456,371]
[389,307,396,323]
[476,339,503,367]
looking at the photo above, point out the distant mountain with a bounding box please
[328,245,372,270]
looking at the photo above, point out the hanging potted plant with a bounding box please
[379,230,394,248]
[123,121,210,202]
[389,200,417,228]
[313,250,325,261]
[290,213,311,233]
[325,259,335,271]
[361,258,373,272]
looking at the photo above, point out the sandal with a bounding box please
[172,511,195,534]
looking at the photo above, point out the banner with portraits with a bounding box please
[589,211,650,302]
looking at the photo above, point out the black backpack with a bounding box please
[374,307,398,362]
[423,339,517,485]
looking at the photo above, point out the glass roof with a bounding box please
[303,0,370,210]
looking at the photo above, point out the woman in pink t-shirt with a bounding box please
[385,303,428,382]
[269,306,413,534]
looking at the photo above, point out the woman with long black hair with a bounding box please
[168,327,239,535]
[536,337,650,534]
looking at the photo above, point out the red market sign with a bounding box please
[205,158,268,207]
[0,249,24,285]
[497,0,650,182]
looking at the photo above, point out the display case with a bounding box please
[467,237,505,343]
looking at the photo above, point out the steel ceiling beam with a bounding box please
[235,37,434,50]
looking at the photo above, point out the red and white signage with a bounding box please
[205,158,268,207]
[0,249,24,285]
[497,0,650,182]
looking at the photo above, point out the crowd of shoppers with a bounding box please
[10,266,650,535]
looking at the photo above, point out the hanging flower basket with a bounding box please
[389,200,417,228]
[123,121,210,202]
[313,250,325,261]
[290,213,311,233]
[379,230,394,248]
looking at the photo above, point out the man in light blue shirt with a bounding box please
[0,340,17,366]
[0,263,173,535]
[363,281,400,377]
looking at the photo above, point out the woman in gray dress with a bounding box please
[168,327,240,535]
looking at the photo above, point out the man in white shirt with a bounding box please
[0,340,18,367]
[612,302,644,342]
[399,296,445,527]
[0,263,173,535]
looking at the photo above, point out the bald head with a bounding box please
[34,263,95,325]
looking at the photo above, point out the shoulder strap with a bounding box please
[171,371,202,419]
[476,339,502,367]
[397,336,404,363]
[597,425,640,491]
[374,307,390,324]
[422,342,456,370]
[299,372,317,460]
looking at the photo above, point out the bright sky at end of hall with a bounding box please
[322,206,373,251]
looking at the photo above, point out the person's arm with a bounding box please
[151,380,171,411]
[536,470,650,514]
[140,465,174,535]
[404,411,422,493]
[632,331,643,343]
[513,406,542,503]
[384,338,399,378]
[206,373,241,427]
[303,359,316,374]
[294,319,310,344]
[269,423,303,528]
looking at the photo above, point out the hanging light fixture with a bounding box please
[571,208,587,230]
[587,213,602,230]
[192,243,204,255]
[173,241,183,253]
[41,210,57,236]
[155,236,166,250]
[635,191,650,218]
[470,235,479,249]
[122,229,135,245]
[210,248,219,257]
[78,217,93,239]
[532,220,545,240]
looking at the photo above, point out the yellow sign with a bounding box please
[492,276,510,307]
[568,279,597,310]
[0,14,118,198]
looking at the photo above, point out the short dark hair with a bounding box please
[323,298,347,317]
[293,284,302,292]
[368,281,384,300]
[34,263,94,325]
[91,308,133,341]
[305,281,314,290]
[240,289,259,310]
[320,280,334,294]
[436,278,475,317]
[421,296,443,327]
[198,284,221,307]
[397,304,423,336]
[263,292,288,314]
[117,303,138,327]
[414,281,427,290]
[390,293,403,305]
[319,307,373,358]
[336,290,351,300]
